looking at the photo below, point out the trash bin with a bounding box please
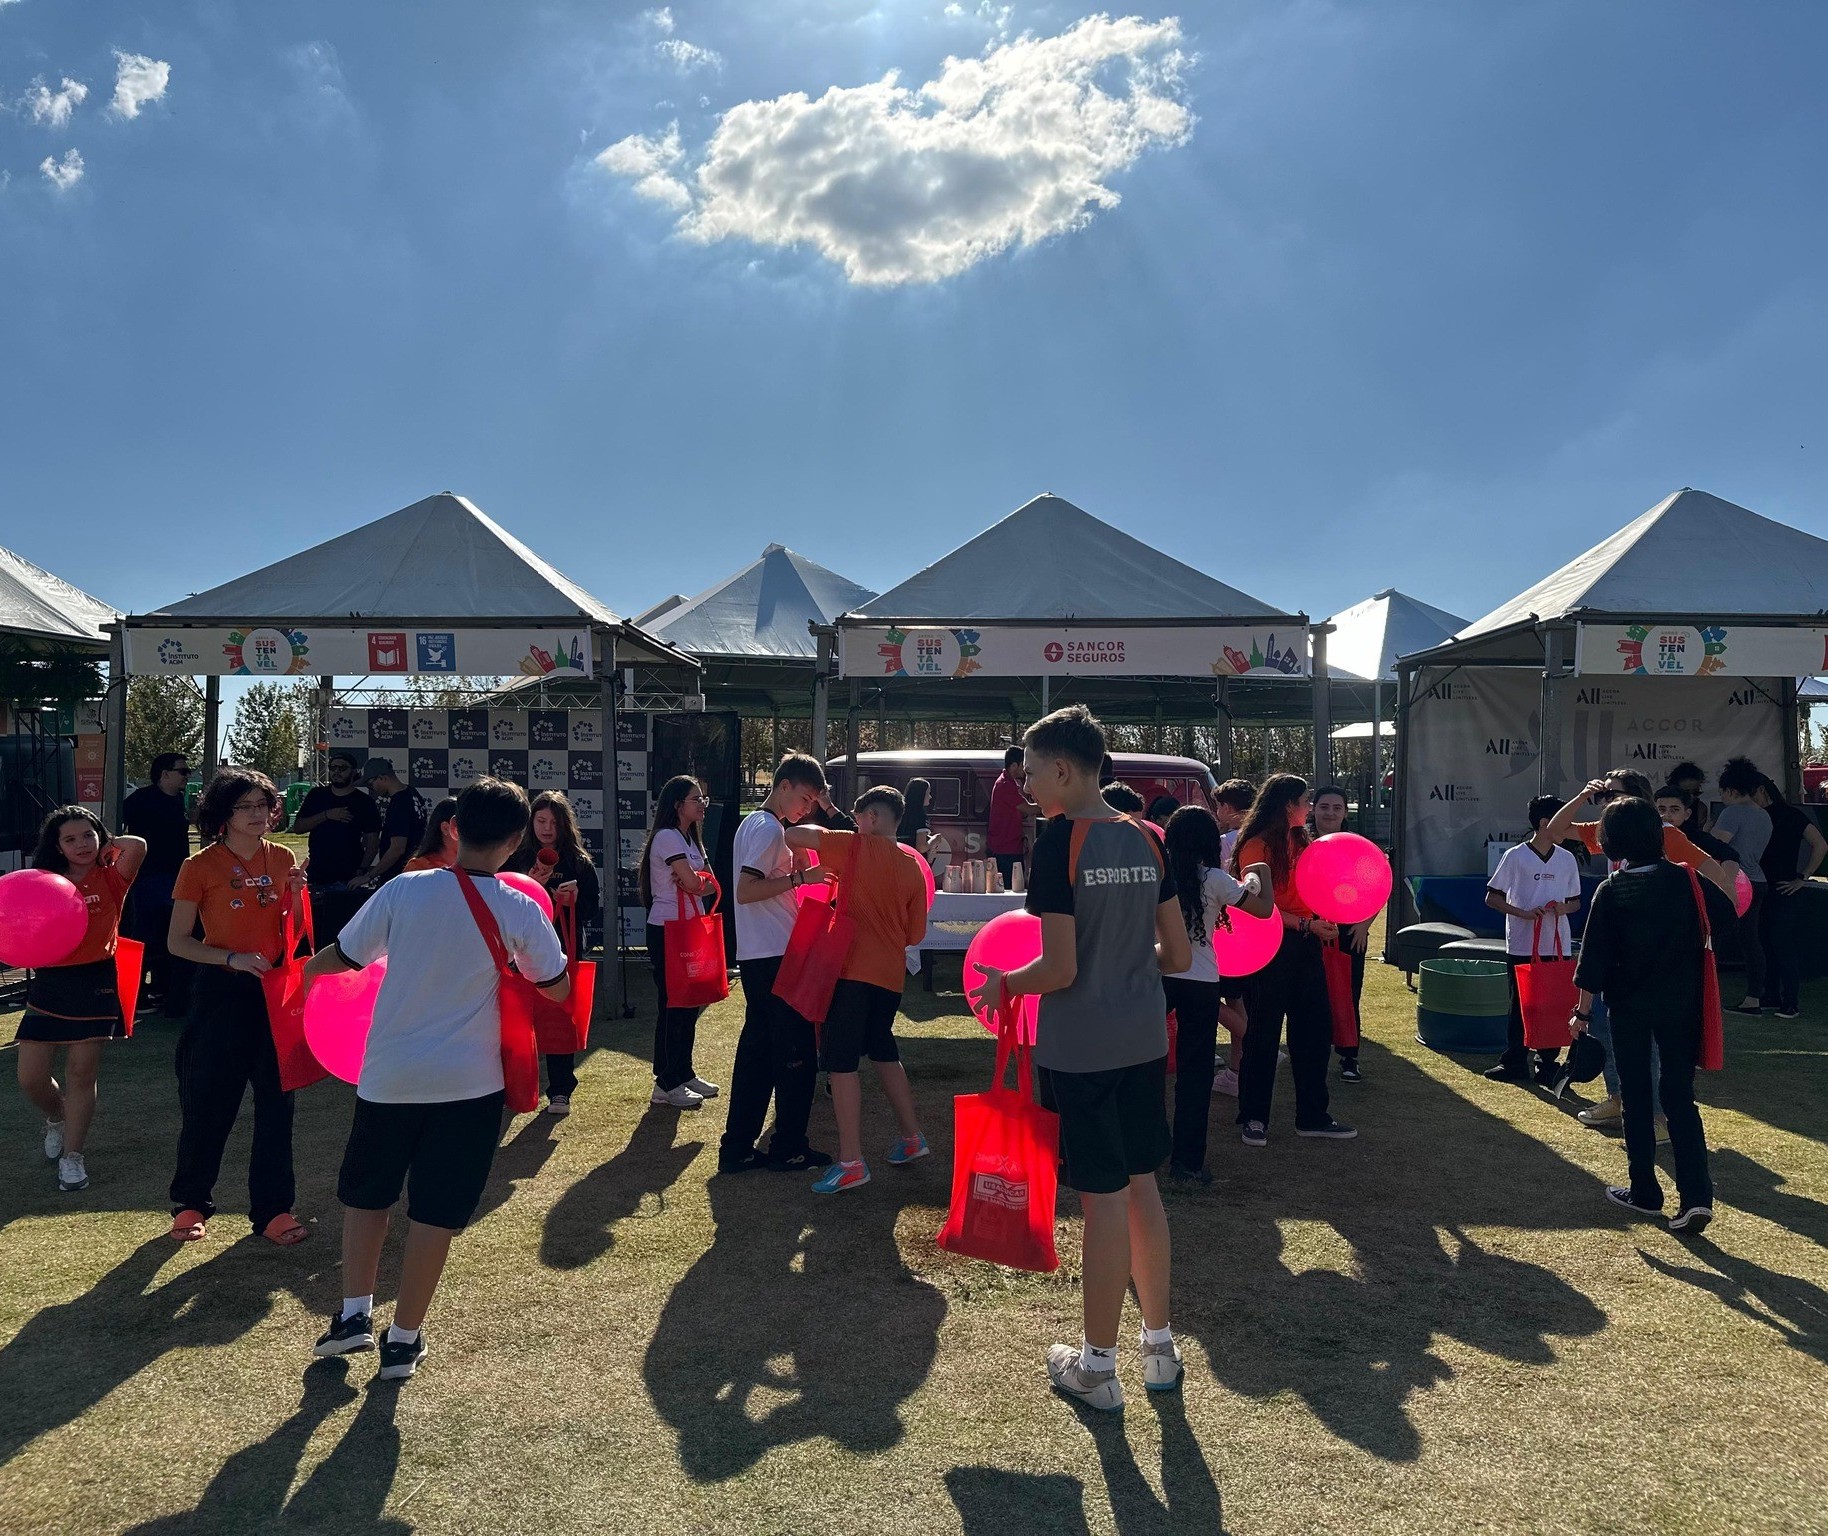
[285,781,310,819]
[1416,956,1509,1054]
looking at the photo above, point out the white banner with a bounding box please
[126,625,592,679]
[1402,669,1787,876]
[1576,622,1828,678]
[838,623,1309,680]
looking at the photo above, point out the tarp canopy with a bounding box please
[849,493,1291,623]
[0,545,120,653]
[1414,488,1828,667]
[127,492,691,669]
[647,544,875,660]
[1324,589,1466,682]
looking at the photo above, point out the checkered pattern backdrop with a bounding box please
[329,707,654,948]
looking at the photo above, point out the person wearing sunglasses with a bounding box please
[165,769,309,1247]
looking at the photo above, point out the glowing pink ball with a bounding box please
[303,958,388,1084]
[962,909,1042,1044]
[1213,903,1282,978]
[1294,833,1392,925]
[499,870,554,919]
[0,869,89,968]
[1733,867,1754,918]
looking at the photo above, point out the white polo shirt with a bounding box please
[733,808,797,962]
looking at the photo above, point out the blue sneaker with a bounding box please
[886,1134,930,1166]
[812,1160,870,1195]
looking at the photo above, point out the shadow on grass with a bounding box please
[1707,1148,1828,1245]
[1638,1240,1828,1363]
[540,1108,703,1270]
[644,1160,946,1482]
[1693,1006,1828,1145]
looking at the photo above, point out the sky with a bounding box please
[2,0,1826,638]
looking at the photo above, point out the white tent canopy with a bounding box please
[0,545,120,652]
[1324,589,1467,682]
[647,544,875,660]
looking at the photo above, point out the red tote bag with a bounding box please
[1516,917,1578,1050]
[772,864,856,1027]
[453,869,544,1113]
[113,938,145,1038]
[260,889,328,1093]
[1320,940,1360,1049]
[1687,869,1725,1071]
[529,893,597,1054]
[665,872,730,1010]
[937,996,1061,1274]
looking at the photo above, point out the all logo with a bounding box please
[1428,784,1477,801]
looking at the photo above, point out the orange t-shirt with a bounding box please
[56,862,132,966]
[404,851,453,873]
[820,831,930,992]
[173,840,297,960]
[1577,821,1708,871]
[1236,834,1313,919]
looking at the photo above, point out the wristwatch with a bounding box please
[1572,1009,1592,1022]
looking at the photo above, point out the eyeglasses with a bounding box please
[233,799,274,815]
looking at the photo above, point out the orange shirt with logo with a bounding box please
[404,851,453,873]
[57,862,132,966]
[173,841,297,960]
[819,832,930,992]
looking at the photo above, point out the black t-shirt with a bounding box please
[509,842,602,932]
[378,788,428,876]
[1572,861,1705,1028]
[1761,802,1809,885]
[120,784,191,876]
[299,784,381,886]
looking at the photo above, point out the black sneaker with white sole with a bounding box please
[1775,1007,1802,1020]
[1604,1186,1662,1217]
[1667,1205,1714,1236]
[1297,1120,1358,1139]
[768,1147,834,1172]
[1339,1061,1362,1083]
[377,1332,427,1380]
[1240,1121,1268,1148]
[314,1310,375,1357]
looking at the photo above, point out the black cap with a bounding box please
[1565,1032,1608,1085]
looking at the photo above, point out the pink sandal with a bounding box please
[169,1209,208,1242]
[259,1214,310,1247]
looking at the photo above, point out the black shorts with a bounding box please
[336,1091,506,1230]
[1037,1057,1171,1195]
[820,978,902,1073]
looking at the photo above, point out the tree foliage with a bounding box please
[227,682,303,781]
[124,677,204,783]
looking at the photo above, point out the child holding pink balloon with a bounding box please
[305,777,569,1380]
[12,807,146,1193]
[165,769,309,1246]
[968,705,1190,1412]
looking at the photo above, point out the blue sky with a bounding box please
[2,0,1825,635]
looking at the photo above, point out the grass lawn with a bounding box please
[0,922,1824,1535]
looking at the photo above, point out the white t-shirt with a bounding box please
[1487,842,1582,958]
[733,808,796,962]
[1220,829,1239,868]
[336,868,566,1104]
[647,827,708,926]
[1169,865,1252,983]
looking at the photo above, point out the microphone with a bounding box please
[537,848,559,868]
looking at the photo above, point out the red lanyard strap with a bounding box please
[452,868,513,978]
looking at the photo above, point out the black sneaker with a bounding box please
[1775,1006,1802,1020]
[1668,1205,1714,1236]
[1482,1063,1529,1083]
[1604,1186,1661,1217]
[1728,1001,1764,1016]
[1339,1061,1362,1083]
[1297,1119,1358,1139]
[314,1310,374,1358]
[1240,1121,1268,1148]
[1168,1162,1213,1186]
[716,1147,770,1175]
[768,1147,834,1172]
[377,1332,427,1381]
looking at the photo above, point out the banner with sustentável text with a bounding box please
[837,623,1310,680]
[1576,622,1828,679]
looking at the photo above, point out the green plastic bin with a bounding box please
[285,781,310,818]
[1416,956,1510,1054]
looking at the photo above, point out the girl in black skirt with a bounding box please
[15,807,146,1192]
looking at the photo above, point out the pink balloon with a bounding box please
[0,869,89,968]
[304,957,388,1084]
[1294,833,1392,925]
[962,909,1042,1044]
[1733,867,1753,918]
[1213,903,1282,978]
[499,870,555,919]
[901,843,936,910]
[1142,820,1165,840]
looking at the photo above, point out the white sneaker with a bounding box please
[662,1084,705,1110]
[1210,1068,1239,1097]
[686,1077,720,1099]
[1141,1336,1183,1393]
[1046,1343,1123,1412]
[43,1120,64,1160]
[57,1153,88,1192]
[544,1095,571,1118]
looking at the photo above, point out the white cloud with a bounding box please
[109,51,170,119]
[24,76,88,127]
[595,14,1193,286]
[644,6,675,34]
[40,147,83,190]
[655,37,723,74]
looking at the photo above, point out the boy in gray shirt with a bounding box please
[1714,757,1773,1012]
[968,705,1190,1412]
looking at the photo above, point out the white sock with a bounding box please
[387,1323,420,1345]
[1081,1337,1118,1373]
[1142,1323,1173,1346]
[342,1295,373,1321]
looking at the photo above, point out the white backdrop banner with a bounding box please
[128,625,591,679]
[1576,622,1828,678]
[1403,668,1787,876]
[838,623,1309,679]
